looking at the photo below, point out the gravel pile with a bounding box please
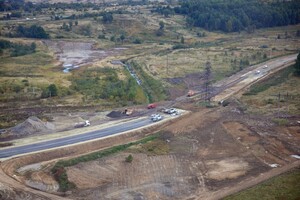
[106,111,124,118]
[10,116,55,136]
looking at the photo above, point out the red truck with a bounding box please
[147,103,157,109]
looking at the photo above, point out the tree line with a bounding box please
[0,39,36,57]
[173,0,300,32]
[5,24,49,39]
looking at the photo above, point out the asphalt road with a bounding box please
[0,118,152,158]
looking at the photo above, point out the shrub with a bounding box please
[133,38,142,44]
[125,154,133,163]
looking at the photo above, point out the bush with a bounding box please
[133,38,142,44]
[125,154,133,163]
[172,44,188,50]
[16,25,49,39]
[98,34,106,39]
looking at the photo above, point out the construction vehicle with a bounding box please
[147,103,157,109]
[187,90,195,97]
[123,108,133,116]
[74,120,90,128]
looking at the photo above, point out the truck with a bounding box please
[123,108,133,116]
[147,103,157,109]
[74,120,90,128]
[187,90,195,97]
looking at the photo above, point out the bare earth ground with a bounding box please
[0,99,299,200]
[43,40,124,70]
[60,104,299,200]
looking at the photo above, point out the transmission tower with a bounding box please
[204,61,212,102]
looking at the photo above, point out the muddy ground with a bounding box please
[43,40,124,71]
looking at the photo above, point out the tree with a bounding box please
[156,21,165,36]
[120,34,125,44]
[159,21,165,30]
[30,42,36,51]
[68,21,73,28]
[102,12,113,24]
[48,84,58,97]
[295,52,300,76]
[180,36,185,44]
[204,61,212,102]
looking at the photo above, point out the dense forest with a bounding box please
[174,0,300,32]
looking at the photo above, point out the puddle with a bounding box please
[44,41,124,72]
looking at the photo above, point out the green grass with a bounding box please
[223,169,300,200]
[272,118,289,126]
[244,66,295,95]
[51,134,159,191]
[129,61,167,103]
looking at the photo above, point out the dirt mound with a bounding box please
[10,116,55,137]
[106,111,124,118]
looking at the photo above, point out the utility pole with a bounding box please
[166,54,169,76]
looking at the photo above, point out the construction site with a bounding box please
[0,0,300,199]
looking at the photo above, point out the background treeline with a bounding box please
[0,0,146,13]
[0,39,36,57]
[174,0,300,32]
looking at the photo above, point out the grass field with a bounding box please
[242,66,300,116]
[224,168,300,200]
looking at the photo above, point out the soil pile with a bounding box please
[10,116,55,136]
[106,111,124,118]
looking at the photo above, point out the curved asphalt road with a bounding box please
[0,118,151,158]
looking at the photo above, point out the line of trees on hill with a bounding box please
[6,25,49,39]
[173,0,300,32]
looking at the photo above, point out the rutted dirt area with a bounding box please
[47,103,299,200]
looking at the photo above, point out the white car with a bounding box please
[263,65,268,68]
[151,114,163,122]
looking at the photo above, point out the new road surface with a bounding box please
[0,117,153,158]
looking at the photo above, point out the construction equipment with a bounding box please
[123,108,133,116]
[74,120,90,128]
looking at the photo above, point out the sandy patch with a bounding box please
[206,157,250,180]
